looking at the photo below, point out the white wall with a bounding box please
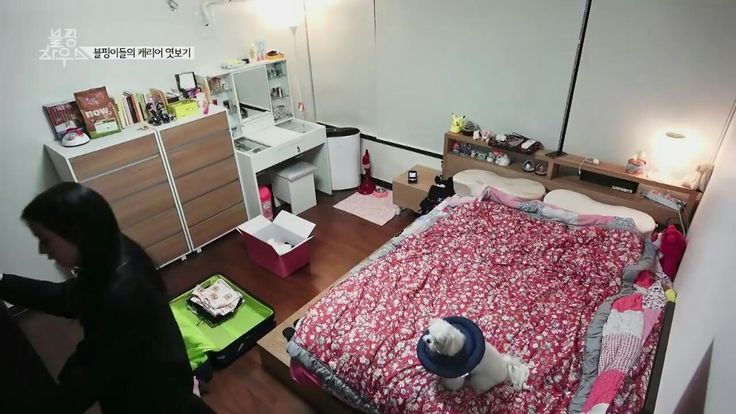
[306,0,377,135]
[374,0,582,153]
[564,0,736,184]
[0,0,311,282]
[656,117,736,412]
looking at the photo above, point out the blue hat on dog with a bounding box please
[417,316,486,379]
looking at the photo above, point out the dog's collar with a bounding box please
[416,316,486,379]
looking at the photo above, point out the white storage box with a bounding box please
[273,161,318,215]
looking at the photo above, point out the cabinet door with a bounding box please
[159,112,246,250]
[71,136,188,267]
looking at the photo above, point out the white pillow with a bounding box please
[454,169,546,200]
[543,189,656,234]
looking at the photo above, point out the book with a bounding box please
[43,100,85,140]
[123,92,138,125]
[114,97,127,128]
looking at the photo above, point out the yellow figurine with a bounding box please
[450,113,465,134]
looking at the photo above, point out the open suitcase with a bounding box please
[170,273,276,377]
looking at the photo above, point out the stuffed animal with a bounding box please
[450,114,465,134]
[417,317,529,393]
[481,130,492,143]
[652,225,687,280]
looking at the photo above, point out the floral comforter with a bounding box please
[289,194,659,413]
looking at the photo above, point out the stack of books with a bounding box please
[115,91,153,128]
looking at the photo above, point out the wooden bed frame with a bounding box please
[257,134,691,412]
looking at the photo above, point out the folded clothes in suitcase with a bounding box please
[170,274,276,370]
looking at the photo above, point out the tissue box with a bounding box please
[237,211,315,278]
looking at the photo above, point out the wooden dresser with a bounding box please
[45,106,246,267]
[158,111,247,251]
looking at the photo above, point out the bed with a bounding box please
[285,188,669,413]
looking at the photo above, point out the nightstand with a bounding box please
[392,165,441,212]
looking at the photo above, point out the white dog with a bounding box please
[422,318,529,392]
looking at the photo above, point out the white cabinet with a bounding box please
[202,59,333,218]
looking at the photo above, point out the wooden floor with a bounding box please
[17,190,416,414]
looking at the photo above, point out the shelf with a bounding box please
[268,75,287,81]
[445,152,548,181]
[549,153,697,195]
[445,132,547,161]
[270,95,291,101]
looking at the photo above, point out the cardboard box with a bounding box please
[237,212,315,278]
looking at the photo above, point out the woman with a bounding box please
[0,183,196,413]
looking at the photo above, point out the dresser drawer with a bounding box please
[71,134,158,181]
[123,208,182,248]
[166,131,234,178]
[85,156,168,203]
[110,182,176,229]
[160,112,228,151]
[251,133,326,172]
[146,232,189,267]
[182,180,244,227]
[175,158,239,203]
[189,203,247,248]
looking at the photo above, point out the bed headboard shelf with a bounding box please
[443,132,702,225]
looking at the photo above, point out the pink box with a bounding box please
[237,212,315,279]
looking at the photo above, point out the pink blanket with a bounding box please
[293,199,647,413]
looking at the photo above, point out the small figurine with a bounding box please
[522,160,536,172]
[469,149,477,158]
[452,142,461,153]
[496,134,507,142]
[494,151,511,166]
[146,103,161,126]
[476,152,487,161]
[481,130,492,143]
[461,143,473,156]
[473,130,481,140]
[450,113,465,134]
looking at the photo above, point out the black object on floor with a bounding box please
[283,327,296,341]
[0,302,56,413]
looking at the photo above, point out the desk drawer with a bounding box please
[167,131,234,178]
[123,208,182,248]
[72,134,158,181]
[146,232,189,267]
[189,203,247,248]
[85,156,168,203]
[160,112,229,151]
[175,158,239,203]
[111,182,176,229]
[182,180,243,227]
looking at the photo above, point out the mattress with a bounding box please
[288,192,664,413]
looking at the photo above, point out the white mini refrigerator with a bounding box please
[326,127,361,190]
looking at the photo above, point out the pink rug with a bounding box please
[334,190,401,226]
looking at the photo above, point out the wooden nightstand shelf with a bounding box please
[393,165,441,213]
[443,131,702,224]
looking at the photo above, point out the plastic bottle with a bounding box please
[248,43,257,62]
[259,185,274,220]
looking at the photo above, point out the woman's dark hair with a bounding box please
[22,182,122,283]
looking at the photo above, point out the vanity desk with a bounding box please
[200,58,332,218]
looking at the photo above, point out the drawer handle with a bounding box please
[297,146,301,153]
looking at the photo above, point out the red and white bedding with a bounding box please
[289,195,661,413]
